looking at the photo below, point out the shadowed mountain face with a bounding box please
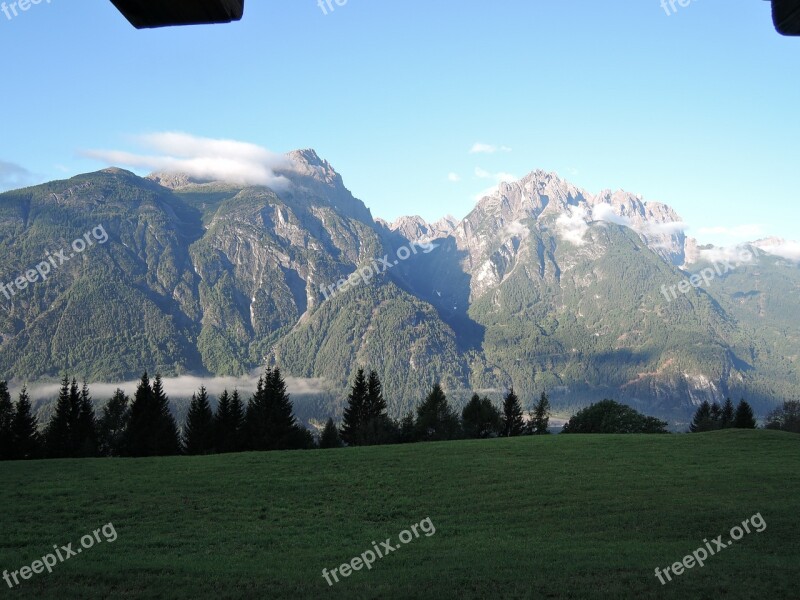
[0,151,797,419]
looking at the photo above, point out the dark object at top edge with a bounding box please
[110,0,245,29]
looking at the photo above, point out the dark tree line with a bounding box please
[0,368,313,461]
[2,367,780,462]
[689,399,757,432]
[330,370,553,447]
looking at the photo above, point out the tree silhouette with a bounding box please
[98,389,130,457]
[530,391,552,435]
[12,387,41,460]
[319,418,343,449]
[501,387,526,437]
[733,399,757,429]
[0,381,13,460]
[183,387,214,455]
[461,394,501,438]
[415,383,460,441]
[340,368,368,446]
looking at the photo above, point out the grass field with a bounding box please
[1,430,798,599]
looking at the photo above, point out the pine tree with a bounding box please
[689,401,713,433]
[709,402,723,429]
[97,389,130,457]
[397,411,416,443]
[340,368,368,446]
[12,387,41,460]
[415,383,460,441]
[183,387,215,455]
[720,398,735,429]
[45,376,74,458]
[152,374,181,456]
[245,368,302,451]
[461,394,501,438]
[214,390,245,453]
[74,382,98,457]
[531,391,552,435]
[362,370,393,445]
[0,380,13,460]
[229,390,245,450]
[319,418,343,449]
[501,387,526,437]
[125,373,180,457]
[733,399,757,429]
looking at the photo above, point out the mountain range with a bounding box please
[1,149,798,422]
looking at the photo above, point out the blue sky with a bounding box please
[0,0,797,246]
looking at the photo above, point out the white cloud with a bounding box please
[19,373,328,404]
[83,132,293,189]
[555,206,591,246]
[504,220,529,238]
[470,142,512,154]
[591,204,686,238]
[754,239,800,262]
[447,172,461,183]
[591,204,632,227]
[697,244,762,266]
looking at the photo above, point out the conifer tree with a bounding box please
[319,418,343,449]
[45,376,74,458]
[720,398,735,429]
[461,394,501,438]
[0,380,13,460]
[733,399,757,429]
[689,401,713,433]
[125,373,180,457]
[415,383,460,441]
[362,370,393,445]
[183,387,214,455]
[97,389,130,457]
[530,391,552,435]
[397,411,416,443]
[340,368,368,446]
[229,390,245,449]
[214,390,245,453]
[709,402,723,429]
[152,374,181,455]
[74,382,98,457]
[501,387,526,437]
[12,387,41,460]
[245,368,302,451]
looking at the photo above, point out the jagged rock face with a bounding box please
[0,152,798,419]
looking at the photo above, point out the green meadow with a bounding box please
[1,430,798,599]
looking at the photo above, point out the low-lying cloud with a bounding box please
[83,132,294,189]
[18,373,329,405]
[754,238,800,262]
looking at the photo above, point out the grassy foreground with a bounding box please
[1,430,798,599]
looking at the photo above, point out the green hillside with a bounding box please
[1,431,797,599]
